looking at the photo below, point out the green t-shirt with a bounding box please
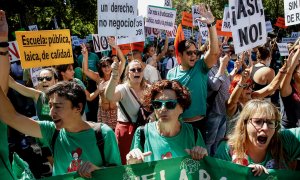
[131,122,206,162]
[39,121,121,176]
[0,121,15,179]
[166,58,209,118]
[214,128,300,169]
[77,52,100,72]
[36,92,52,121]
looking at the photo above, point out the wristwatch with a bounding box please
[207,20,216,28]
[0,42,9,48]
[0,51,9,56]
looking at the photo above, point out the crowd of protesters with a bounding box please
[1,3,300,179]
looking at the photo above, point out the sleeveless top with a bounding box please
[250,64,268,91]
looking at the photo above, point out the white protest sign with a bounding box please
[138,0,165,17]
[277,43,289,56]
[265,21,273,33]
[28,25,38,31]
[192,5,200,26]
[145,27,161,37]
[222,6,231,32]
[97,0,138,36]
[284,0,300,26]
[30,67,43,87]
[164,0,172,8]
[92,35,111,52]
[198,21,208,42]
[229,0,267,54]
[282,37,298,43]
[165,25,177,38]
[145,5,176,31]
[116,16,145,45]
[8,41,20,63]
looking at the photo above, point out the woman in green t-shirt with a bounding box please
[215,99,300,176]
[126,80,207,164]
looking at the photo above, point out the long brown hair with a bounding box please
[228,99,287,168]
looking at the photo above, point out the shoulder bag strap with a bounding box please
[119,101,133,123]
[129,88,142,106]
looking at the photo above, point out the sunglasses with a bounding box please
[129,68,142,73]
[101,64,110,68]
[37,76,53,82]
[186,50,198,56]
[151,99,178,110]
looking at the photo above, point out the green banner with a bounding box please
[43,156,300,180]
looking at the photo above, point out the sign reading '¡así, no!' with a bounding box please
[15,29,73,69]
[229,0,267,54]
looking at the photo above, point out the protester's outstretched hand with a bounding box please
[195,3,215,25]
[185,146,208,160]
[111,59,119,77]
[248,164,269,176]
[77,161,100,178]
[240,69,250,83]
[80,43,88,58]
[126,148,152,165]
[108,36,117,49]
[0,10,8,38]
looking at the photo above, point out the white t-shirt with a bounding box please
[143,64,160,83]
[116,84,140,123]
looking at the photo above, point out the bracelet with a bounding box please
[0,42,9,48]
[207,20,216,28]
[0,51,9,56]
[238,83,247,88]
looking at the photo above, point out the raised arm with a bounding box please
[197,4,219,68]
[0,86,42,138]
[0,10,9,94]
[280,47,300,97]
[226,69,250,117]
[104,60,122,102]
[9,76,41,103]
[107,37,126,76]
[81,43,100,82]
[156,36,169,62]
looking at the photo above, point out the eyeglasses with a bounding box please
[151,99,178,110]
[249,118,278,129]
[37,76,53,82]
[129,68,142,73]
[186,50,198,56]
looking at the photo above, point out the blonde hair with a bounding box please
[228,99,287,167]
[123,59,147,88]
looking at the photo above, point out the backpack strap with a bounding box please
[139,126,145,151]
[51,129,60,156]
[92,123,106,166]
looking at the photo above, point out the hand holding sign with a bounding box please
[195,3,215,25]
[80,43,88,59]
[107,36,117,49]
[0,10,8,38]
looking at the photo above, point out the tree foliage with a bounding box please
[0,0,288,41]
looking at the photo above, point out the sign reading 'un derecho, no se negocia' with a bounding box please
[16,29,73,69]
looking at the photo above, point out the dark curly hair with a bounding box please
[143,80,191,111]
[177,39,197,54]
[46,81,86,115]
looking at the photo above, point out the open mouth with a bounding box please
[53,119,62,125]
[42,85,49,88]
[257,136,268,144]
[134,76,140,79]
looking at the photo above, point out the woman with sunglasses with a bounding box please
[105,59,149,164]
[126,80,207,164]
[9,67,58,121]
[215,99,300,176]
[81,38,126,129]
